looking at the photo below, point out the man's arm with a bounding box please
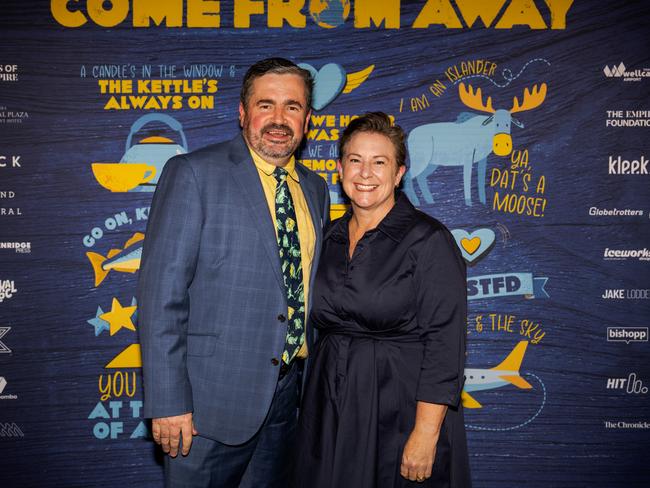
[137,155,203,455]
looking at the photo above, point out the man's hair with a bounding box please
[338,112,407,167]
[240,58,313,109]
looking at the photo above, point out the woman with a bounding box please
[294,112,471,487]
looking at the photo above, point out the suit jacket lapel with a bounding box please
[229,135,286,293]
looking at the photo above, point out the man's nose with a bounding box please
[271,107,286,123]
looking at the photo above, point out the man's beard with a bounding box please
[245,122,299,161]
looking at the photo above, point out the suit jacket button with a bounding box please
[277,314,286,322]
[271,358,279,366]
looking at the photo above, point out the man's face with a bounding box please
[239,73,311,166]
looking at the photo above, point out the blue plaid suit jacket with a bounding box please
[138,134,330,444]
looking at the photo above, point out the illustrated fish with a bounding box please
[86,233,144,287]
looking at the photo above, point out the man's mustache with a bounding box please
[262,123,294,137]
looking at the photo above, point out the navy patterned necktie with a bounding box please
[273,167,305,365]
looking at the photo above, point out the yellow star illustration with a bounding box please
[99,297,137,336]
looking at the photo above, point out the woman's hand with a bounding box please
[400,427,438,482]
[400,401,448,482]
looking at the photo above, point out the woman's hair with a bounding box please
[338,112,407,167]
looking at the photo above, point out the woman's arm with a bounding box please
[400,401,448,482]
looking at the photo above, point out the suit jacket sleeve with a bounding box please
[138,155,202,419]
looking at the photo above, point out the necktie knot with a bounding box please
[273,167,288,184]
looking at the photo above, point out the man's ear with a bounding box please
[238,102,246,127]
[303,109,312,135]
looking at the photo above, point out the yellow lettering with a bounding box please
[104,96,121,110]
[188,0,221,27]
[234,0,265,28]
[133,0,183,27]
[412,0,462,29]
[410,94,430,111]
[268,0,306,28]
[429,79,446,97]
[454,0,506,28]
[495,0,547,29]
[87,0,129,28]
[51,0,87,27]
[354,0,400,29]
[311,115,327,127]
[544,0,574,29]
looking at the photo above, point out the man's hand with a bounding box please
[152,413,198,457]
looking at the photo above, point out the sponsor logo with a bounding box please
[603,62,650,82]
[589,207,644,217]
[606,373,648,394]
[0,64,19,82]
[604,420,650,429]
[0,105,29,124]
[0,242,31,253]
[0,327,11,353]
[0,280,17,303]
[608,155,648,175]
[602,289,650,299]
[606,109,650,128]
[0,190,21,217]
[0,377,18,400]
[0,155,21,168]
[0,422,23,437]
[607,327,648,344]
[603,248,650,261]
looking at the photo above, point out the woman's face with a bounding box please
[338,132,406,215]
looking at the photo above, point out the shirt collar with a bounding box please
[248,144,300,182]
[325,192,417,243]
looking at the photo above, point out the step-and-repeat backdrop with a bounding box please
[1,1,649,486]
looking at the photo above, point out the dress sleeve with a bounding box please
[414,227,467,407]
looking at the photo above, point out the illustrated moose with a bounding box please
[404,82,547,206]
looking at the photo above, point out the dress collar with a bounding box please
[325,192,417,243]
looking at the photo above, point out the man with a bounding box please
[138,58,329,487]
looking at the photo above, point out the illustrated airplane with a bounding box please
[462,340,532,409]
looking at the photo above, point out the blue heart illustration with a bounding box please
[450,228,496,264]
[299,62,346,111]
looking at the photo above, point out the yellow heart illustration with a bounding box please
[461,237,481,255]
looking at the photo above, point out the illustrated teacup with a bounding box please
[92,163,157,192]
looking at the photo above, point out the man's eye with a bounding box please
[375,160,386,165]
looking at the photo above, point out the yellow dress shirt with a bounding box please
[249,148,315,358]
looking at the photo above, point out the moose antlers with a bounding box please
[459,82,548,114]
[459,83,494,113]
[511,83,547,113]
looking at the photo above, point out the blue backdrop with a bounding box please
[1,1,649,486]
